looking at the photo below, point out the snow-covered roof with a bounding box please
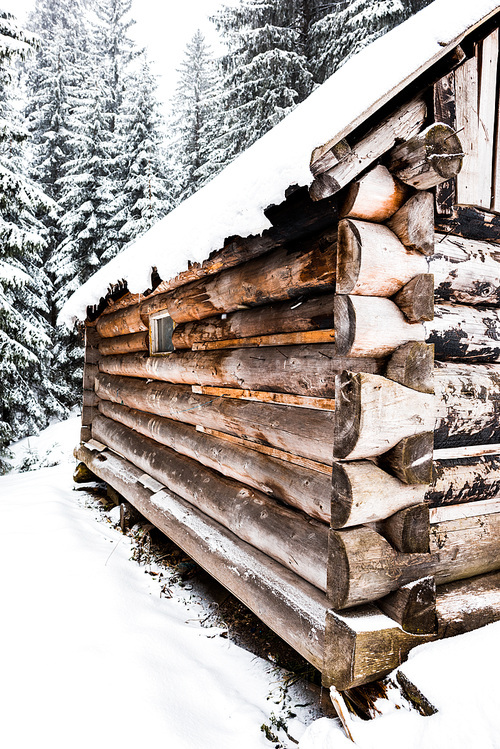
[60,0,500,325]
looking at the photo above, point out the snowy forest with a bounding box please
[0,0,434,470]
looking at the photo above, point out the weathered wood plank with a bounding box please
[433,71,457,215]
[431,233,500,306]
[75,444,328,672]
[92,415,329,590]
[98,347,384,399]
[191,385,335,411]
[340,165,408,221]
[97,399,332,522]
[333,372,434,461]
[426,303,500,362]
[455,54,481,205]
[430,498,500,523]
[478,30,499,210]
[337,219,427,296]
[94,373,336,464]
[385,123,463,189]
[172,294,336,349]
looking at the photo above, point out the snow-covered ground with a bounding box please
[1,417,500,748]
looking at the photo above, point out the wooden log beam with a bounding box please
[377,577,437,635]
[386,191,434,255]
[431,233,500,306]
[385,342,434,394]
[97,399,332,523]
[378,432,434,484]
[98,347,384,399]
[333,372,434,460]
[328,511,500,609]
[309,95,427,195]
[172,294,336,349]
[377,504,430,553]
[428,447,500,506]
[336,219,427,296]
[97,304,147,338]
[385,123,463,189]
[164,231,337,324]
[435,570,500,637]
[75,444,328,672]
[98,331,149,356]
[333,295,425,358]
[340,165,408,221]
[434,361,500,447]
[94,373,335,464]
[435,206,500,244]
[393,274,434,323]
[426,303,500,362]
[92,415,329,591]
[330,461,426,529]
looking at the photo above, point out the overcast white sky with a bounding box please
[3,0,233,115]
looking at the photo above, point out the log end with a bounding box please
[378,576,437,635]
[333,295,355,357]
[379,432,434,485]
[379,503,430,554]
[386,342,435,394]
[393,274,434,323]
[309,172,341,202]
[333,371,361,460]
[327,528,351,609]
[336,220,361,294]
[330,462,354,528]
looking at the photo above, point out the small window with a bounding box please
[150,312,175,354]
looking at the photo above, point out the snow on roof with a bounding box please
[60,0,500,326]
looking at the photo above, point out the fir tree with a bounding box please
[0,11,62,471]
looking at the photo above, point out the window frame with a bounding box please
[149,310,175,356]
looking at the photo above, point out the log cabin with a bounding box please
[62,0,500,690]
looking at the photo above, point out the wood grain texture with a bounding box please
[477,30,498,210]
[386,191,434,255]
[431,233,500,306]
[435,570,500,637]
[378,577,437,634]
[92,415,330,591]
[385,342,435,394]
[94,373,336,464]
[455,54,481,205]
[378,504,430,553]
[434,206,500,244]
[378,432,434,484]
[386,123,463,189]
[393,274,434,323]
[191,385,335,411]
[433,71,457,215]
[340,165,408,221]
[97,304,147,338]
[426,303,500,362]
[428,450,500,506]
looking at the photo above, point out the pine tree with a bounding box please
[167,30,219,202]
[0,11,62,471]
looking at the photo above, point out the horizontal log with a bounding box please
[92,415,329,590]
[172,294,336,349]
[431,233,500,306]
[322,606,432,689]
[340,165,408,221]
[191,329,335,350]
[82,362,99,391]
[393,274,434,323]
[97,304,147,338]
[434,205,500,245]
[97,400,331,522]
[94,373,335,464]
[385,342,435,394]
[435,570,500,638]
[428,450,500,506]
[330,461,426,529]
[386,191,434,255]
[333,295,424,358]
[434,361,500,447]
[426,303,500,362]
[164,231,337,324]
[98,347,384,398]
[429,497,500,523]
[309,95,427,191]
[75,444,327,672]
[385,122,463,189]
[333,372,434,460]
[337,219,427,296]
[328,511,500,608]
[98,331,149,356]
[191,385,335,411]
[377,577,437,634]
[195,426,332,475]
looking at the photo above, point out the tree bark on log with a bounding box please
[434,362,500,447]
[75,444,328,672]
[426,303,500,362]
[333,372,434,460]
[385,123,463,189]
[164,232,338,323]
[98,347,384,399]
[333,295,425,358]
[340,165,408,221]
[431,233,500,306]
[328,512,500,608]
[337,219,427,296]
[172,294,335,349]
[94,373,335,464]
[386,191,434,255]
[377,577,437,634]
[92,415,329,591]
[98,331,149,356]
[330,460,426,529]
[97,399,331,522]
